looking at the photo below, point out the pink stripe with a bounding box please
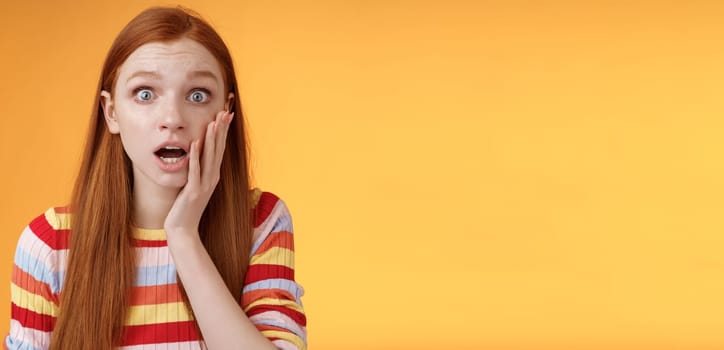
[17,226,67,273]
[134,246,173,267]
[120,341,207,349]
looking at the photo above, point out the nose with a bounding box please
[158,99,186,131]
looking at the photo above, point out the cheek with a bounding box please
[115,102,152,126]
[191,108,221,130]
[116,114,151,136]
[117,131,147,164]
[113,110,154,152]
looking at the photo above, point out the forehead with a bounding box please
[116,38,224,84]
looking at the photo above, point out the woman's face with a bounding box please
[101,38,233,190]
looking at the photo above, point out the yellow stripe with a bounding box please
[262,330,306,350]
[132,227,167,240]
[244,297,304,314]
[56,213,72,230]
[251,187,262,208]
[250,247,295,269]
[44,208,71,230]
[10,283,57,317]
[125,302,194,326]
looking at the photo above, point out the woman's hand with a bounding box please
[160,109,280,350]
[164,110,234,238]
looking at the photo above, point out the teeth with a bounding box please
[160,156,185,164]
[164,146,182,150]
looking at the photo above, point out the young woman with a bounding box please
[5,7,306,350]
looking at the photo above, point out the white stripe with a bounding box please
[134,245,173,267]
[8,319,51,350]
[250,310,307,341]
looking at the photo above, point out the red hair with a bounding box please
[50,7,253,349]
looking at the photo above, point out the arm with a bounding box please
[168,197,306,350]
[5,210,63,350]
[167,234,278,350]
[241,196,306,350]
[164,111,306,349]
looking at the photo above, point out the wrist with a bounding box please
[165,229,202,250]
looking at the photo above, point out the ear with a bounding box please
[225,92,235,112]
[100,90,120,134]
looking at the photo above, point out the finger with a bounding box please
[202,117,217,183]
[214,111,233,168]
[188,140,201,186]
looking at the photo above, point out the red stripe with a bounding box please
[253,192,279,227]
[28,211,70,250]
[247,305,307,327]
[131,239,168,247]
[242,288,297,307]
[121,321,201,345]
[130,283,183,306]
[10,303,56,332]
[53,206,70,214]
[244,264,294,285]
[257,324,290,332]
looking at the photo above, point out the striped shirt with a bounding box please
[5,189,307,350]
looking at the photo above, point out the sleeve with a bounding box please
[243,194,307,350]
[5,211,63,350]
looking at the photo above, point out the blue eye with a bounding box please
[134,88,154,101]
[189,90,209,103]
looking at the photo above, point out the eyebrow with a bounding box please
[126,70,220,83]
[126,71,161,82]
[187,70,219,82]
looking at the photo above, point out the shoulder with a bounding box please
[250,188,294,248]
[19,206,72,251]
[13,207,70,295]
[252,189,287,226]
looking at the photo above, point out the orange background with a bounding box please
[2,1,724,349]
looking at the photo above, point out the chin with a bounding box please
[155,173,189,189]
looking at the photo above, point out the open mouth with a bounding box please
[154,146,188,164]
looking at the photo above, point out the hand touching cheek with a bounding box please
[163,110,234,238]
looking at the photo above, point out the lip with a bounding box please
[154,141,190,172]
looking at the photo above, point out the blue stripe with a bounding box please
[251,214,294,254]
[135,264,177,286]
[5,335,44,350]
[271,214,293,234]
[250,238,264,256]
[13,247,61,294]
[243,278,305,305]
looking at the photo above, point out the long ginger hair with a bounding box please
[50,7,253,349]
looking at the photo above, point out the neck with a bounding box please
[132,179,180,230]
